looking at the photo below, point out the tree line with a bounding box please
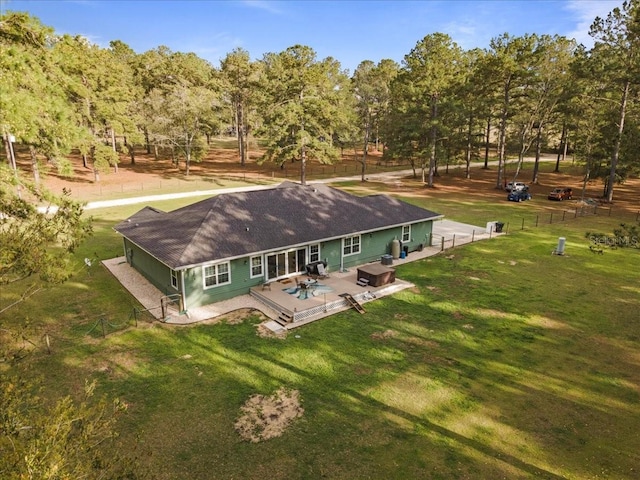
[1,1,639,200]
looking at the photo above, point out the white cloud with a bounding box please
[188,32,246,66]
[564,0,624,46]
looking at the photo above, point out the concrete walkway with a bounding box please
[102,218,498,329]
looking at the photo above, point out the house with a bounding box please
[114,182,442,312]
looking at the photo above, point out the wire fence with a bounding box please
[431,203,638,253]
[498,202,603,236]
[2,306,158,362]
[61,160,416,200]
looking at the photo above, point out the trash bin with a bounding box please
[403,245,409,257]
[495,222,504,233]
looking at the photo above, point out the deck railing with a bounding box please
[250,287,378,326]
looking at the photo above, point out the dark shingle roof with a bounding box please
[114,182,441,269]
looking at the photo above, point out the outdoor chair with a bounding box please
[316,263,329,279]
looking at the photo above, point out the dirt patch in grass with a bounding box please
[222,308,266,325]
[93,352,140,378]
[407,337,440,349]
[234,387,304,443]
[371,329,396,340]
[256,322,287,339]
[353,365,373,375]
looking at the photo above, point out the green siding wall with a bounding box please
[183,258,264,309]
[324,220,433,271]
[123,239,179,296]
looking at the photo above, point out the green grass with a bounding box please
[2,188,639,479]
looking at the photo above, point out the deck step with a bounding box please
[340,293,365,314]
[275,312,293,326]
[356,278,370,287]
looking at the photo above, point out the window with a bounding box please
[309,244,320,263]
[343,235,361,256]
[402,225,411,243]
[203,262,230,288]
[170,269,178,289]
[250,256,263,278]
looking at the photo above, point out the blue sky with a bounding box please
[1,0,625,74]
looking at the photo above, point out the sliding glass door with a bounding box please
[266,248,306,281]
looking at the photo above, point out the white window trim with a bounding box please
[170,269,178,289]
[309,244,321,263]
[402,225,411,243]
[343,235,361,256]
[250,255,263,278]
[203,262,231,289]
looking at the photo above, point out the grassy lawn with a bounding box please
[2,183,639,479]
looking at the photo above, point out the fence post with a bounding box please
[101,318,106,338]
[452,234,456,249]
[521,218,525,230]
[506,222,510,234]
[441,236,445,251]
[562,211,566,221]
[489,225,493,239]
[44,333,51,354]
[550,213,553,224]
[535,215,539,227]
[471,230,475,242]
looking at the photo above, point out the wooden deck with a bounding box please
[249,267,411,328]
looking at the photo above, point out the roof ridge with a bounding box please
[176,195,225,266]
